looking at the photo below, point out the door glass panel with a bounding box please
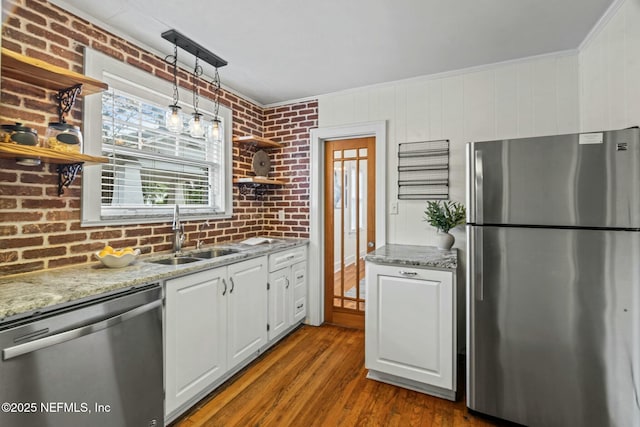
[333,150,342,159]
[344,149,357,158]
[333,160,343,308]
[342,160,357,310]
[359,148,367,157]
[358,159,367,295]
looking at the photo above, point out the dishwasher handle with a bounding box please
[2,299,162,361]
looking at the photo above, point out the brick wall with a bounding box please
[0,0,316,275]
[261,101,317,238]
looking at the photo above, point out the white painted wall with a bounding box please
[319,53,580,252]
[580,0,640,131]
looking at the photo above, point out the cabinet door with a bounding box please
[227,256,268,369]
[165,267,227,416]
[365,263,454,390]
[290,260,307,324]
[268,268,289,341]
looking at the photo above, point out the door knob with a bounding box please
[368,241,375,248]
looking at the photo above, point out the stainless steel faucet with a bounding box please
[172,204,185,254]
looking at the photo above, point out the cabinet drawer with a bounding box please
[269,246,307,272]
[293,296,306,317]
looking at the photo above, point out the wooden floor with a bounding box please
[172,324,503,427]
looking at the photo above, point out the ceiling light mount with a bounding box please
[161,29,228,69]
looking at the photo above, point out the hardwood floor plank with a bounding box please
[172,325,501,427]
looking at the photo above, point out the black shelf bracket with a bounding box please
[56,84,83,123]
[57,163,83,196]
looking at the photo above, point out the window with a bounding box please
[82,49,232,226]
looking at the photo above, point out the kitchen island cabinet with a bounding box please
[364,244,458,400]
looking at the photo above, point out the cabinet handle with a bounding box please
[296,274,304,280]
[399,271,418,276]
[222,279,227,296]
[297,303,304,309]
[287,254,295,260]
[285,278,290,289]
[229,277,235,294]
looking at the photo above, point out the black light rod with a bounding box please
[161,29,228,68]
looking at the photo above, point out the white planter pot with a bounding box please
[437,231,454,250]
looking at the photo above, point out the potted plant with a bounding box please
[423,200,466,250]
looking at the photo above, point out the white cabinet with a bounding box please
[227,256,268,369]
[164,267,227,415]
[164,256,267,419]
[268,246,307,341]
[365,262,456,400]
[290,260,307,324]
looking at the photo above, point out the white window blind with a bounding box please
[101,89,222,212]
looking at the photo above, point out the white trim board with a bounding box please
[307,121,387,326]
[578,0,626,51]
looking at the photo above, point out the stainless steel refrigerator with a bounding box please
[466,127,640,427]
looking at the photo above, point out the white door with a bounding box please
[164,267,227,415]
[366,264,454,390]
[227,256,268,369]
[268,268,289,341]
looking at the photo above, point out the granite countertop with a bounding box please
[0,237,307,323]
[364,244,457,270]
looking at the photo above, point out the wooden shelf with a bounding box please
[232,135,283,149]
[1,48,108,95]
[234,176,286,186]
[0,144,108,164]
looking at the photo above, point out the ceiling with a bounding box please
[50,0,614,106]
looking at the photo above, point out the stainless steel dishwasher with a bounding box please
[0,283,163,427]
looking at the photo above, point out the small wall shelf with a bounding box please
[1,48,108,95]
[233,176,285,199]
[233,177,286,186]
[232,135,283,149]
[0,145,107,164]
[1,47,109,195]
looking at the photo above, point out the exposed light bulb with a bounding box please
[165,105,183,133]
[189,113,205,138]
[207,118,223,142]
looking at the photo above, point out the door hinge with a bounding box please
[267,323,270,331]
[267,282,270,290]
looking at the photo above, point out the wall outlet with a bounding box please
[390,202,398,215]
[278,210,285,221]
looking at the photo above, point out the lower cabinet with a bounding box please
[164,256,267,419]
[164,247,308,422]
[364,262,456,400]
[227,257,268,369]
[164,267,227,416]
[267,246,307,341]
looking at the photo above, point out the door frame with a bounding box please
[308,121,387,326]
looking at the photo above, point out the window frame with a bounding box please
[82,48,233,226]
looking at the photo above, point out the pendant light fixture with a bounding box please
[188,56,206,138]
[161,29,228,140]
[207,67,223,143]
[164,41,183,133]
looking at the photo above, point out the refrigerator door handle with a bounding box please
[475,226,484,301]
[475,150,483,225]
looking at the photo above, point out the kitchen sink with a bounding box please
[190,248,239,259]
[147,256,202,265]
